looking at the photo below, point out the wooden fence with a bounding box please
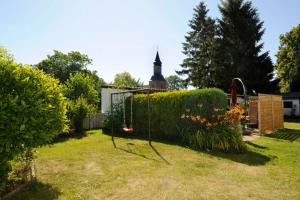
[258,94,284,133]
[82,113,105,130]
[248,96,258,124]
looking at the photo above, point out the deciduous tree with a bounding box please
[275,24,300,92]
[113,72,143,88]
[166,75,187,90]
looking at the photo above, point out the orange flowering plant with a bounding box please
[181,105,245,128]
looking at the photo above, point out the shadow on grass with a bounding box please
[117,145,157,161]
[53,129,97,144]
[207,150,274,166]
[149,143,171,165]
[105,129,171,164]
[266,128,300,142]
[245,141,268,149]
[6,181,60,200]
[103,129,272,166]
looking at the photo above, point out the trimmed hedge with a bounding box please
[132,88,227,139]
[106,88,245,152]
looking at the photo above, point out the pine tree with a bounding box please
[177,2,217,88]
[217,0,274,93]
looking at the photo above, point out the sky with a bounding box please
[1,0,300,84]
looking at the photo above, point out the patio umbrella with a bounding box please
[231,79,237,107]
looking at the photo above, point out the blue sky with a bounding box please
[1,0,300,84]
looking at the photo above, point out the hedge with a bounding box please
[106,88,245,152]
[132,88,228,139]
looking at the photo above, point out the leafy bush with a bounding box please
[0,49,68,193]
[70,96,96,132]
[63,72,99,105]
[103,101,124,134]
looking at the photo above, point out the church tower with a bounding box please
[149,51,167,89]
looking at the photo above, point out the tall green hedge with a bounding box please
[106,88,245,152]
[132,88,227,139]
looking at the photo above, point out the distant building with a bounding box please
[149,51,167,89]
[283,92,300,117]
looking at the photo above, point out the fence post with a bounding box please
[271,95,275,131]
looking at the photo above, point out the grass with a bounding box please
[7,126,300,200]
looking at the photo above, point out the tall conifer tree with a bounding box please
[217,0,274,92]
[177,2,217,88]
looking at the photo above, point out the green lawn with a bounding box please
[7,126,300,200]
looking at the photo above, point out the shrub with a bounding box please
[0,49,68,194]
[69,96,96,132]
[63,72,99,106]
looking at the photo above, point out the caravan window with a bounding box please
[284,101,293,108]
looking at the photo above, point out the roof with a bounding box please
[153,51,162,66]
[150,73,165,81]
[283,92,300,98]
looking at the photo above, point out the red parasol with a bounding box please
[231,80,237,107]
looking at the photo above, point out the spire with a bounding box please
[154,51,162,66]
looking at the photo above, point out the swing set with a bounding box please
[110,88,166,146]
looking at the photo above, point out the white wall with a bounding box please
[101,88,130,114]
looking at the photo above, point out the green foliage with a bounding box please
[63,72,99,132]
[63,72,99,106]
[0,48,68,190]
[177,2,218,88]
[180,125,245,152]
[35,50,92,83]
[217,0,274,93]
[165,75,187,90]
[113,72,143,88]
[178,0,275,93]
[70,97,95,133]
[106,88,244,152]
[275,24,300,92]
[103,102,123,133]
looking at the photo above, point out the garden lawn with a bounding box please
[7,127,300,200]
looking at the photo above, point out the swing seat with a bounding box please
[123,127,134,133]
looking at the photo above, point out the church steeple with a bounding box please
[154,51,162,66]
[149,51,167,89]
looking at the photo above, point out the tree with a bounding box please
[217,0,274,93]
[177,2,218,88]
[275,24,300,92]
[35,50,92,83]
[63,72,99,132]
[113,72,143,88]
[63,72,99,106]
[0,47,68,184]
[166,75,187,90]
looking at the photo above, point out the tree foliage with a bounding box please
[35,50,92,83]
[69,96,95,132]
[178,0,275,93]
[113,72,143,88]
[63,72,99,106]
[166,75,187,90]
[0,47,68,183]
[177,2,217,88]
[63,72,99,131]
[275,24,300,92]
[217,0,274,92]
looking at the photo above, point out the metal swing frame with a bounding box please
[110,88,167,146]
